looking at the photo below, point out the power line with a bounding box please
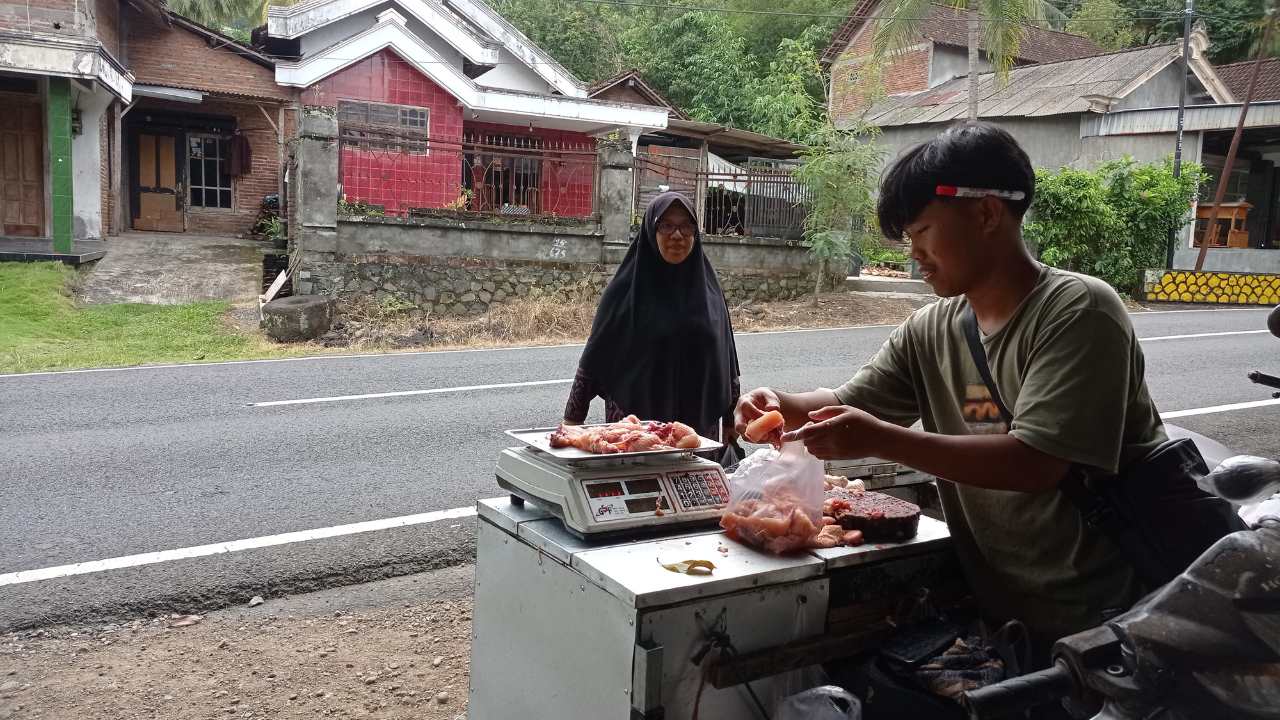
[555,0,1263,21]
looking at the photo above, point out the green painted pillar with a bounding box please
[47,78,74,253]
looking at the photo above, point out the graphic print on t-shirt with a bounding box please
[963,384,1009,435]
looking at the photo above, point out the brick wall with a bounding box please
[187,98,281,236]
[0,0,82,38]
[305,49,466,215]
[126,97,283,236]
[829,26,931,126]
[100,106,111,236]
[125,5,291,102]
[94,0,120,59]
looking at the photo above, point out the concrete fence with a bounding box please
[290,107,827,316]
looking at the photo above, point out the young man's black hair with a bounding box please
[877,121,1035,241]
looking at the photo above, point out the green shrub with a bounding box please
[1024,157,1205,293]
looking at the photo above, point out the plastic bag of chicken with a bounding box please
[720,442,826,554]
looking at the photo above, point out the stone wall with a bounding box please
[297,251,830,317]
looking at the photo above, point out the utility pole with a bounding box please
[1167,0,1194,269]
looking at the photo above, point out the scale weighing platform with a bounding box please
[496,425,732,539]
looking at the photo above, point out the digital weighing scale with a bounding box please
[496,425,732,538]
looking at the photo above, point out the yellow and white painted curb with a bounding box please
[1144,269,1280,305]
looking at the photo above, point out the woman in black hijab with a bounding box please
[562,192,741,463]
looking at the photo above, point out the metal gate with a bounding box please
[634,153,809,240]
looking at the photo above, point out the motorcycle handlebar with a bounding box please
[1249,371,1280,390]
[961,662,1076,719]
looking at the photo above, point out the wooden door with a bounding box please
[133,132,184,232]
[0,98,45,237]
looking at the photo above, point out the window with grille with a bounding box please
[188,133,233,209]
[1202,157,1250,203]
[338,100,430,153]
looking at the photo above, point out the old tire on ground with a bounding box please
[262,295,333,342]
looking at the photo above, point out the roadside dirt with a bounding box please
[228,289,936,355]
[729,290,934,332]
[0,571,475,720]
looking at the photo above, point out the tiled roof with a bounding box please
[821,2,1102,67]
[588,68,689,119]
[859,43,1180,126]
[1215,58,1280,102]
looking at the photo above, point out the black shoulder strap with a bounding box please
[961,309,1166,588]
[961,307,1012,424]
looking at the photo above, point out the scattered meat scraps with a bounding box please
[549,415,701,454]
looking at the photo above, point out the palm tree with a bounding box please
[165,0,281,27]
[871,0,1066,120]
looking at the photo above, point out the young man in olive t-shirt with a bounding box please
[734,122,1165,660]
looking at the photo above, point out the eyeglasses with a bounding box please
[657,221,697,236]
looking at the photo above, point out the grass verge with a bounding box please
[0,262,301,374]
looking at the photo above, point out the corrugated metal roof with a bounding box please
[1081,101,1280,136]
[861,43,1180,126]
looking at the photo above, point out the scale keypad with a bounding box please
[666,469,730,511]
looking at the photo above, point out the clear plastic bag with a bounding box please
[776,686,862,720]
[720,442,826,554]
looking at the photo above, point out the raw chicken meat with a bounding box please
[549,415,701,454]
[744,410,785,444]
[720,496,820,554]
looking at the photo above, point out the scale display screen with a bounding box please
[625,497,660,514]
[625,478,661,495]
[583,474,667,523]
[586,481,625,499]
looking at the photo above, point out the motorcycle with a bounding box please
[961,306,1280,720]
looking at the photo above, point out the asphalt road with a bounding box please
[1,307,1276,630]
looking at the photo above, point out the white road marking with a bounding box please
[250,378,573,407]
[1139,329,1270,342]
[0,506,478,588]
[245,329,1268,407]
[1161,398,1280,419]
[7,396,1277,587]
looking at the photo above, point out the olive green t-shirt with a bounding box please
[835,265,1166,639]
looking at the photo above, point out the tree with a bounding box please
[166,0,270,26]
[872,0,1064,120]
[720,0,849,60]
[492,0,629,82]
[749,28,831,143]
[622,11,762,127]
[1066,0,1137,50]
[793,123,885,302]
[1119,0,1274,64]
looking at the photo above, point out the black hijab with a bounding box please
[579,192,740,438]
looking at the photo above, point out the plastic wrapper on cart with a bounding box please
[776,685,862,720]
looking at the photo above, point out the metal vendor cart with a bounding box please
[468,430,959,719]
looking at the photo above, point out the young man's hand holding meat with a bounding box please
[734,122,1167,667]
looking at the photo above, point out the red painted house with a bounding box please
[264,1,667,219]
